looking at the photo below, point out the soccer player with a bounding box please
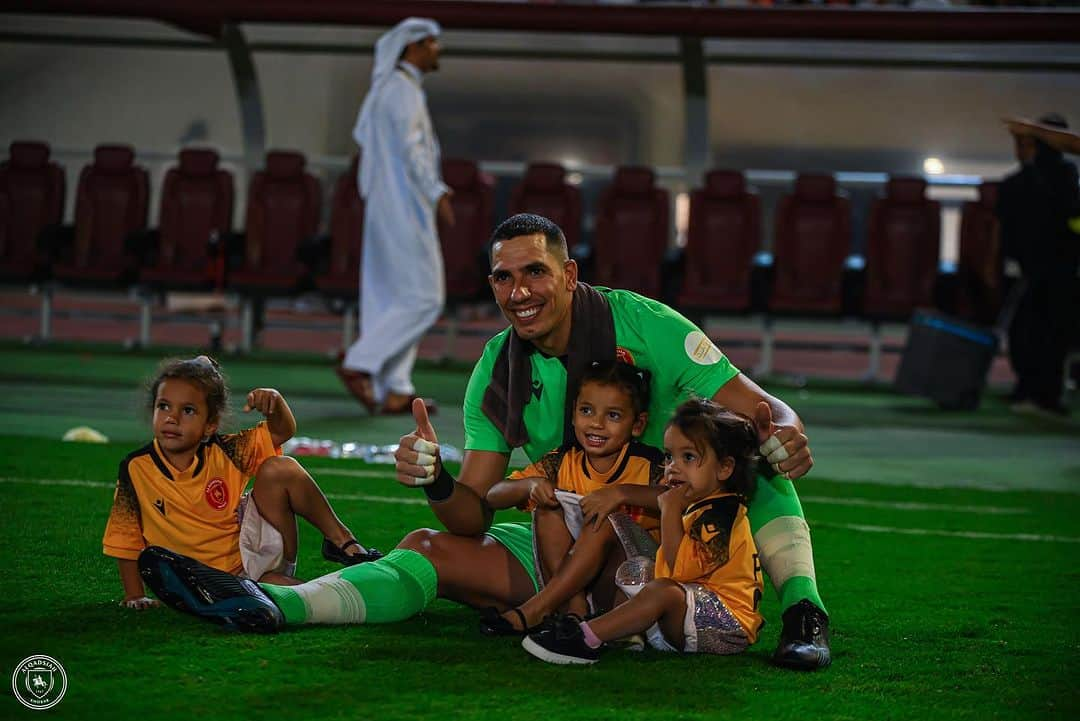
[105,356,379,609]
[141,214,830,670]
[481,360,665,634]
[522,399,763,664]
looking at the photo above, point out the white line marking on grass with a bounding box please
[324,492,427,506]
[303,472,1033,515]
[800,495,1028,515]
[0,477,427,506]
[0,477,107,488]
[297,467,394,479]
[816,521,1080,544]
[5,477,1076,543]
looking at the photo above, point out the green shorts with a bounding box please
[484,521,538,593]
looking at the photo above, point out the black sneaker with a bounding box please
[521,614,600,665]
[138,546,284,633]
[772,599,831,670]
[322,538,383,566]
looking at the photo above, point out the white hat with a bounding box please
[370,17,441,87]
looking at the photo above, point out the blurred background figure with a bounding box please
[997,113,1080,418]
[1004,116,1080,157]
[337,17,453,416]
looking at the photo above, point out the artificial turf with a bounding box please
[1,346,1077,720]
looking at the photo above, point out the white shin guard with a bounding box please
[292,571,368,624]
[753,515,817,592]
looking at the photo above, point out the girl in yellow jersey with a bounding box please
[484,361,664,633]
[522,398,764,664]
[103,355,379,610]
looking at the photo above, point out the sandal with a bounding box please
[334,365,377,414]
[478,606,535,637]
[322,538,383,566]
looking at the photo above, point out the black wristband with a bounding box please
[423,465,456,502]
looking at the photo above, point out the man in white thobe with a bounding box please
[339,17,454,414]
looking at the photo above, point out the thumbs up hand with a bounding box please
[395,397,441,487]
[754,401,813,481]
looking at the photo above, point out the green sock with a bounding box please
[260,549,438,625]
[747,472,827,616]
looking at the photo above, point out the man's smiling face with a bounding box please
[488,233,578,356]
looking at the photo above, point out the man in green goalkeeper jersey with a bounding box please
[141,213,830,670]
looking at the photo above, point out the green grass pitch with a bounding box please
[1,346,1077,720]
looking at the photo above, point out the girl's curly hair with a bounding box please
[578,360,652,416]
[667,397,760,501]
[145,355,230,425]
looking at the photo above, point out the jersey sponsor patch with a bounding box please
[684,331,722,366]
[204,477,228,510]
[615,346,636,366]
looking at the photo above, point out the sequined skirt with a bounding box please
[615,557,749,655]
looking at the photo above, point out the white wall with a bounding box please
[2,16,1078,231]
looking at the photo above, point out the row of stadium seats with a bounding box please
[0,141,1003,351]
[678,170,1002,326]
[422,160,1002,328]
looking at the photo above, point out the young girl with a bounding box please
[483,361,665,633]
[103,355,380,609]
[522,398,764,664]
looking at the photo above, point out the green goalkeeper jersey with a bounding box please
[463,288,740,462]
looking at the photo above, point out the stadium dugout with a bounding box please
[1,0,1078,380]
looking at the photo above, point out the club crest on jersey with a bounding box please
[615,347,636,366]
[204,477,228,510]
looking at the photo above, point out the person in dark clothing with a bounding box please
[997,113,1080,417]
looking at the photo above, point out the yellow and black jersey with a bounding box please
[656,491,764,642]
[102,422,280,574]
[507,440,664,533]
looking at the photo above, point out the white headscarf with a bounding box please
[353,17,441,150]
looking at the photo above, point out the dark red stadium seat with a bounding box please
[313,155,363,299]
[0,141,65,282]
[677,170,760,313]
[139,148,233,291]
[954,182,1002,325]
[310,155,362,353]
[228,150,321,294]
[439,158,494,302]
[508,163,582,249]
[54,144,148,286]
[593,166,670,298]
[863,176,941,319]
[313,156,362,300]
[770,173,852,314]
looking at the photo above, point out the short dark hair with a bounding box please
[578,360,652,416]
[489,213,569,263]
[667,398,759,502]
[146,355,230,426]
